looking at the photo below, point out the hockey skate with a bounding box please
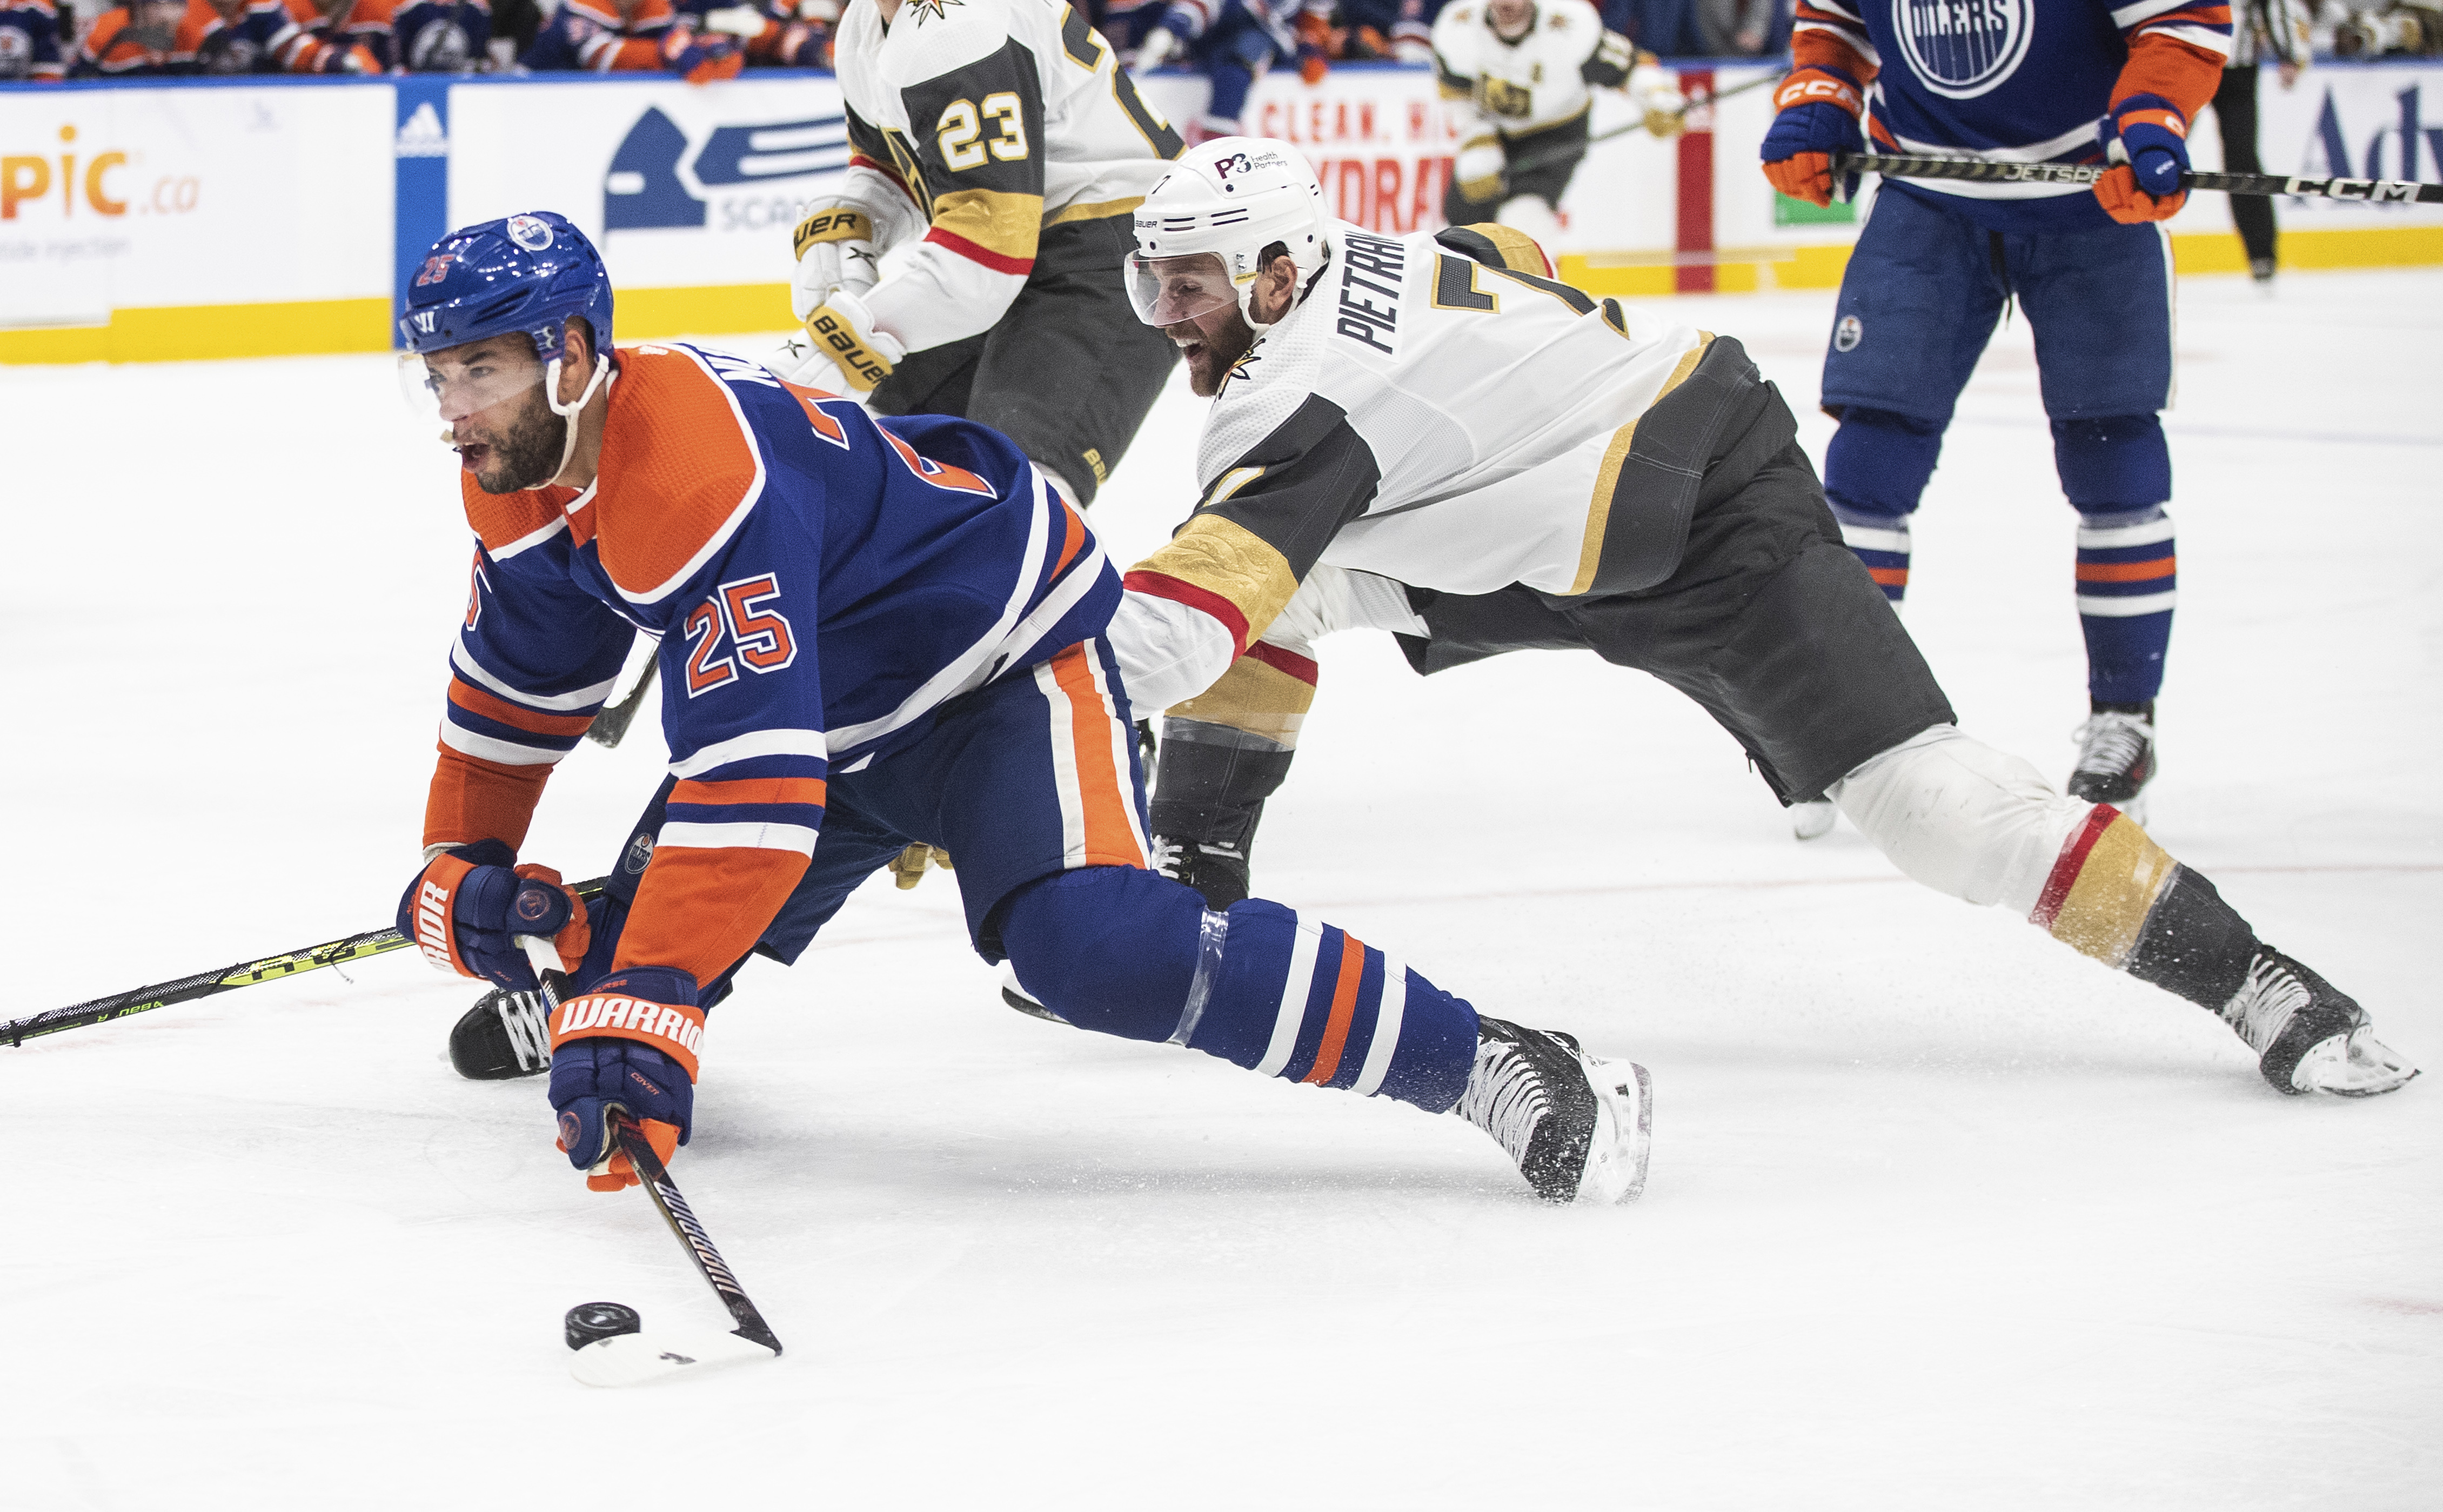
[2069,701,2156,814]
[1149,834,1253,911]
[1454,1018,1652,1203]
[449,986,554,1080]
[2221,948,2418,1096]
[1790,798,1837,841]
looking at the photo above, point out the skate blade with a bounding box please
[1576,1060,1653,1204]
[569,1327,779,1387]
[2288,1026,2420,1098]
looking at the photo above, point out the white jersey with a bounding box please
[824,0,1184,352]
[1117,222,1777,712]
[1431,0,1630,140]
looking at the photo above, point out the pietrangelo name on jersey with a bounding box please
[1334,231,1407,356]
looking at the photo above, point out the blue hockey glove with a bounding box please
[2098,96,2191,223]
[397,839,591,991]
[1759,66,1865,207]
[547,966,701,1192]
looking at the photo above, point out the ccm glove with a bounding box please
[776,290,906,396]
[788,206,881,322]
[548,966,701,1191]
[661,24,744,83]
[398,840,591,992]
[1759,65,1865,207]
[2095,96,2191,224]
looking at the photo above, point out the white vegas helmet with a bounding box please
[1127,138,1332,333]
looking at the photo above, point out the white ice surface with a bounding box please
[3,272,2439,1511]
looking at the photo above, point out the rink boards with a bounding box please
[2,59,2439,362]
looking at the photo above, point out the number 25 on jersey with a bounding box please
[685,573,798,697]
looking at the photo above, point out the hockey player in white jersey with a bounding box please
[1100,138,2417,1101]
[1430,0,1683,242]
[770,0,1183,506]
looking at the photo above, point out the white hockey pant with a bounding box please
[1828,725,2094,919]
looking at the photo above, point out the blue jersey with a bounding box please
[394,0,491,70]
[1793,0,2231,231]
[430,343,1119,986]
[0,0,65,79]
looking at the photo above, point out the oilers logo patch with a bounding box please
[625,832,655,874]
[1833,314,1863,352]
[507,213,556,252]
[1892,0,2032,101]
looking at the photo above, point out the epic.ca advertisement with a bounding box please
[0,84,392,329]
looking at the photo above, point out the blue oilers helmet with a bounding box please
[399,211,613,360]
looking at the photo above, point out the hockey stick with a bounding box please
[1831,150,2443,205]
[2,877,611,1048]
[584,659,659,750]
[518,938,785,1386]
[1497,70,1787,184]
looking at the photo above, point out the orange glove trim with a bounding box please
[1764,151,1835,207]
[1772,67,1862,115]
[555,1118,682,1191]
[408,852,482,979]
[2093,164,2186,224]
[550,989,707,1081]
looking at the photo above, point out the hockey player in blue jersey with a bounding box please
[1762,0,2232,821]
[391,211,1652,1206]
[1130,0,1331,143]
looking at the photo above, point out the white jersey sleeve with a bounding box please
[1125,220,1774,672]
[832,0,1183,354]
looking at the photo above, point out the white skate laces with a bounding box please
[1455,1034,1554,1173]
[2221,951,2419,1096]
[2070,710,2153,778]
[1453,1019,1652,1203]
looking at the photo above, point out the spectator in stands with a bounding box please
[1133,0,1333,143]
[740,0,834,68]
[280,0,393,68]
[1695,0,1784,53]
[0,0,66,78]
[393,0,492,68]
[520,0,741,78]
[1092,0,1168,54]
[73,0,187,71]
[487,0,538,58]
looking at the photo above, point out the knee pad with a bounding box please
[2051,414,2168,512]
[1824,407,1945,519]
[1829,726,2091,915]
[999,867,1205,1043]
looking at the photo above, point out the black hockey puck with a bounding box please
[564,1301,642,1351]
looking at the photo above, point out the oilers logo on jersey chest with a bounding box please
[1893,0,2034,100]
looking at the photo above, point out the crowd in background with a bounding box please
[0,0,2432,95]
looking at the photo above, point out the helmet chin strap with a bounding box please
[545,352,613,482]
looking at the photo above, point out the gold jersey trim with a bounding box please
[1046,195,1145,226]
[1170,653,1315,739]
[1136,513,1302,651]
[1567,332,1714,596]
[929,185,1047,261]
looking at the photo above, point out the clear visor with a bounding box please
[397,340,550,444]
[1125,251,1244,328]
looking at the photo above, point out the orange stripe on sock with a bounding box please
[2076,558,2176,583]
[1868,565,1909,586]
[1050,645,1145,868]
[1053,498,1087,578]
[1302,932,1368,1085]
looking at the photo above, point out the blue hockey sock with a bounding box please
[1829,502,1912,604]
[1824,407,1942,603]
[2054,416,2174,704]
[1206,60,1256,125]
[999,868,1480,1112]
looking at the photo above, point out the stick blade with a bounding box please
[568,1327,779,1388]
